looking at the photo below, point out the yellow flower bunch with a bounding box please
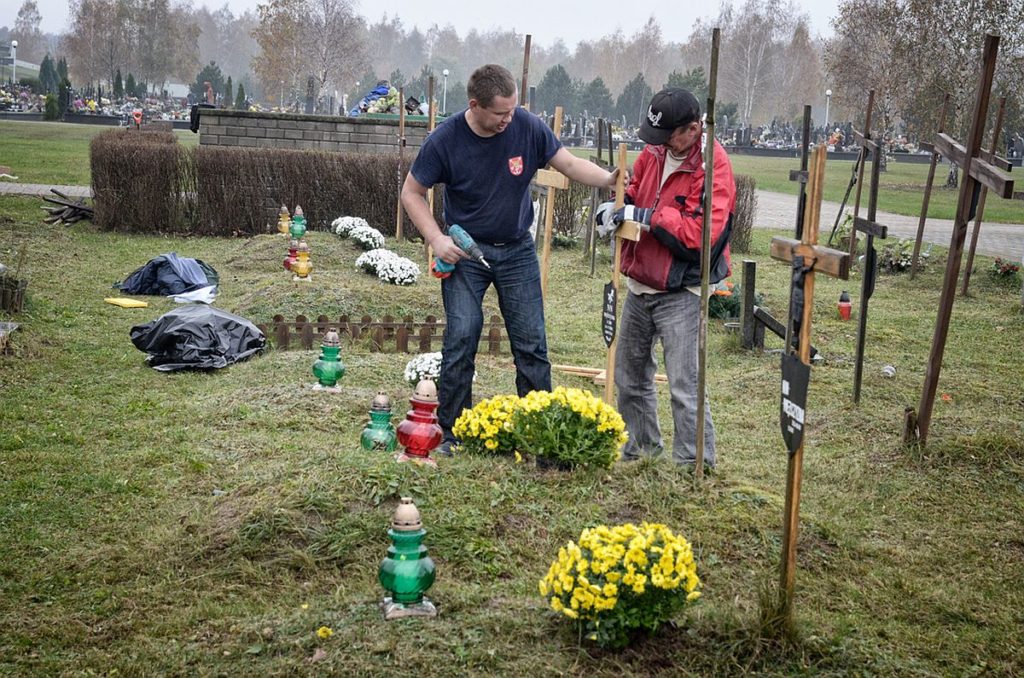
[539,522,700,648]
[514,387,628,468]
[452,394,521,455]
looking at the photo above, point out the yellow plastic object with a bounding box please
[104,297,149,308]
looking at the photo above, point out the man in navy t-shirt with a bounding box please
[401,63,619,453]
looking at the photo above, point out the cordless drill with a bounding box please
[431,224,491,278]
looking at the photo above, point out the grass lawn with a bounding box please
[2,184,1023,673]
[0,120,198,186]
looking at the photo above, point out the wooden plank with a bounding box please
[614,220,643,242]
[934,133,1014,197]
[962,96,1008,296]
[911,93,951,279]
[770,238,851,279]
[852,216,888,239]
[534,168,569,189]
[604,143,628,405]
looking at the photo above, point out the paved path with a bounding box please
[755,190,1024,262]
[1,181,1021,261]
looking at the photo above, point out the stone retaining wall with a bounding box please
[197,109,430,154]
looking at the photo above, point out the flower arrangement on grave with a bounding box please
[377,255,421,286]
[452,394,521,455]
[539,522,701,649]
[333,215,370,239]
[511,387,626,469]
[988,257,1021,284]
[404,352,442,387]
[349,225,386,251]
[879,238,927,273]
[355,248,398,274]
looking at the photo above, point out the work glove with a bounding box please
[594,200,617,238]
[612,205,653,230]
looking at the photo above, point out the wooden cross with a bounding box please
[910,93,950,279]
[960,96,1008,296]
[539,106,567,299]
[423,76,437,269]
[849,130,888,405]
[846,90,876,260]
[908,33,1015,447]
[602,143,637,405]
[520,35,532,111]
[770,143,850,625]
[787,105,812,239]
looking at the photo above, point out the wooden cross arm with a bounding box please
[534,168,569,189]
[614,220,643,242]
[852,128,880,152]
[934,133,1015,197]
[770,237,851,279]
[853,216,888,239]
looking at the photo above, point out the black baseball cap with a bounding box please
[638,88,701,145]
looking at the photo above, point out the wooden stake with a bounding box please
[395,87,406,241]
[910,94,950,279]
[695,26,721,482]
[540,107,564,299]
[848,89,875,261]
[521,35,532,109]
[603,143,628,405]
[425,76,437,269]
[960,96,1006,296]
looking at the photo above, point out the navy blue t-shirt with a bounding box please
[410,109,562,244]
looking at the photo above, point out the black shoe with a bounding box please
[436,440,455,457]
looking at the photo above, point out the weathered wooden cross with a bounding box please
[960,96,1008,296]
[771,143,850,625]
[849,127,888,405]
[787,105,812,239]
[909,93,951,279]
[826,90,875,250]
[905,33,1015,447]
[538,106,568,300]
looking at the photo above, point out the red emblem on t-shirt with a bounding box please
[508,156,523,176]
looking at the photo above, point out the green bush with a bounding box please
[43,94,60,121]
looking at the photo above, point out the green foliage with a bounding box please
[113,68,124,100]
[509,388,626,469]
[125,72,137,98]
[535,64,576,115]
[234,83,247,111]
[665,67,707,104]
[615,72,652,127]
[578,77,613,118]
[224,76,233,108]
[190,61,225,101]
[43,94,59,120]
[39,54,59,95]
[56,56,68,83]
[878,238,926,273]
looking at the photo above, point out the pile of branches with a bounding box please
[41,189,93,225]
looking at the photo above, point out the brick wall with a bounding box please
[197,109,431,154]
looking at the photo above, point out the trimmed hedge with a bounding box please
[90,131,422,237]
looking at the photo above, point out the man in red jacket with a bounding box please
[597,88,736,467]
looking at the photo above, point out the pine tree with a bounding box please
[125,73,137,99]
[234,83,246,111]
[224,76,233,108]
[113,68,123,100]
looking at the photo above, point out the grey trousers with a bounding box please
[614,289,716,466]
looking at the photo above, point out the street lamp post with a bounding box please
[10,40,17,86]
[824,88,832,129]
[442,69,449,115]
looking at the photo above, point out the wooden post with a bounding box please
[848,89,875,261]
[771,144,850,626]
[851,133,888,405]
[913,34,1014,446]
[424,76,437,269]
[521,35,532,109]
[740,260,758,350]
[788,105,812,239]
[695,26,721,482]
[603,144,629,405]
[395,86,406,241]
[540,106,565,299]
[910,93,950,279]
[960,96,1006,296]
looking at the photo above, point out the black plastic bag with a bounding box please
[130,305,265,371]
[116,253,219,296]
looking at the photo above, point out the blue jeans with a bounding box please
[438,236,551,441]
[614,289,716,466]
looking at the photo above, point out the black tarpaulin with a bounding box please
[116,253,219,296]
[130,305,265,371]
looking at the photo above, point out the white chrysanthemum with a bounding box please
[355,248,398,274]
[376,256,420,286]
[333,215,370,238]
[349,225,385,251]
[404,352,442,386]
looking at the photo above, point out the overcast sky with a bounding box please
[24,0,839,46]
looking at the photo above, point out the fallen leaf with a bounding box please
[307,648,327,663]
[941,393,952,402]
